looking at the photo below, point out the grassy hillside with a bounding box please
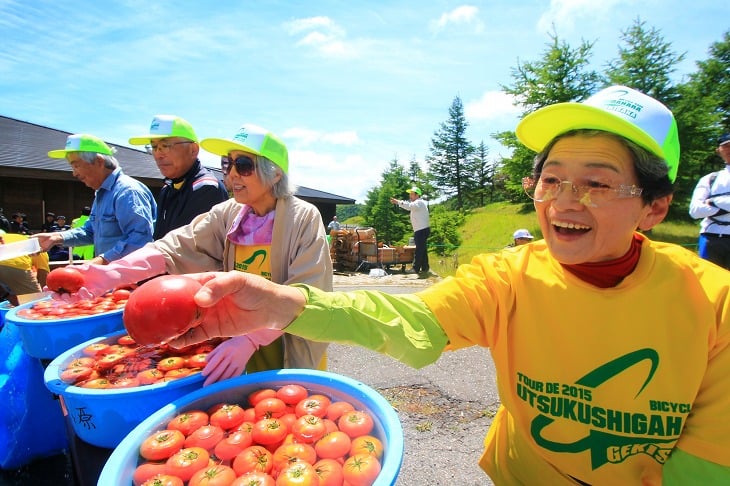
[429,202,700,278]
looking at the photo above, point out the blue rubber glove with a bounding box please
[202,329,283,386]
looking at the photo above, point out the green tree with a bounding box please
[465,141,496,207]
[362,159,411,245]
[605,18,685,102]
[427,206,464,257]
[497,30,601,200]
[426,96,476,210]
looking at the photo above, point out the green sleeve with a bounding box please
[286,285,448,369]
[663,448,730,485]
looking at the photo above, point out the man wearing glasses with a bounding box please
[129,115,229,240]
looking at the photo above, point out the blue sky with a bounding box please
[1,1,726,203]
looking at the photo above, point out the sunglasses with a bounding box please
[221,155,256,176]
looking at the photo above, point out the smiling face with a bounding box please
[226,150,280,215]
[535,134,671,264]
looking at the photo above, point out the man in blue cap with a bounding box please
[689,133,730,269]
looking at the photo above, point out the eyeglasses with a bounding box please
[145,141,193,155]
[522,172,643,208]
[221,154,256,176]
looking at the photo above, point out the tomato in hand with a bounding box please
[123,275,203,345]
[46,266,85,293]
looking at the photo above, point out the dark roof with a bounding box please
[0,115,160,179]
[0,115,356,203]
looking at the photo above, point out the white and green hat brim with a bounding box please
[48,134,113,158]
[200,124,289,174]
[516,86,680,182]
[128,115,198,145]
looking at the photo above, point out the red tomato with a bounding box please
[313,458,344,486]
[141,474,184,486]
[325,401,355,422]
[349,435,384,460]
[209,403,247,430]
[184,424,225,451]
[167,410,209,436]
[132,461,167,486]
[80,378,110,389]
[186,353,209,368]
[213,428,254,461]
[60,366,93,384]
[165,446,210,482]
[139,430,185,461]
[278,413,298,432]
[252,418,288,445]
[46,266,85,293]
[137,368,164,385]
[164,367,196,380]
[111,288,132,301]
[94,352,125,370]
[123,275,203,345]
[248,388,277,406]
[117,334,137,346]
[230,471,275,486]
[232,445,273,475]
[271,442,317,474]
[314,431,352,459]
[276,384,309,406]
[294,394,331,418]
[291,415,327,444]
[342,453,381,486]
[337,411,374,439]
[276,462,320,486]
[187,464,236,486]
[108,376,140,388]
[157,356,186,372]
[254,397,287,420]
[82,342,110,357]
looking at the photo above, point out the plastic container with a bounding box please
[44,331,206,449]
[5,297,125,359]
[0,300,11,330]
[0,237,40,260]
[99,369,404,485]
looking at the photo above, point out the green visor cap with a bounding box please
[48,134,113,158]
[129,115,198,145]
[200,124,289,174]
[516,85,680,183]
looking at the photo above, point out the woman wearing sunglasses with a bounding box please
[60,124,332,385]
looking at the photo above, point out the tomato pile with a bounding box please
[133,384,385,486]
[58,334,221,389]
[15,290,130,320]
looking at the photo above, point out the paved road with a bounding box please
[331,275,497,485]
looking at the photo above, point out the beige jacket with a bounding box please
[153,196,332,369]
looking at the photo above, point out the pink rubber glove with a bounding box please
[202,329,283,386]
[49,246,167,301]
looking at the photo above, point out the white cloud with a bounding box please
[464,90,521,121]
[284,128,361,147]
[431,5,483,33]
[537,0,630,33]
[285,16,355,58]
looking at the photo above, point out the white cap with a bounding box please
[513,229,534,240]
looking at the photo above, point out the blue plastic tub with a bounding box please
[0,300,11,329]
[5,297,125,359]
[43,331,205,449]
[99,369,404,485]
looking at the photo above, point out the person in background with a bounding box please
[508,228,534,247]
[34,134,156,265]
[0,209,9,233]
[128,115,229,240]
[52,215,70,232]
[55,124,332,386]
[688,133,730,269]
[71,206,94,260]
[9,213,30,235]
[42,212,56,232]
[0,231,43,305]
[327,215,341,232]
[390,186,430,275]
[47,215,73,262]
[168,86,730,484]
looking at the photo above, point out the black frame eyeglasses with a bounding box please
[221,155,256,176]
[145,141,193,155]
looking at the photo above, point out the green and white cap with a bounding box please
[48,134,113,158]
[408,186,422,196]
[516,85,680,182]
[200,124,289,174]
[128,115,198,145]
